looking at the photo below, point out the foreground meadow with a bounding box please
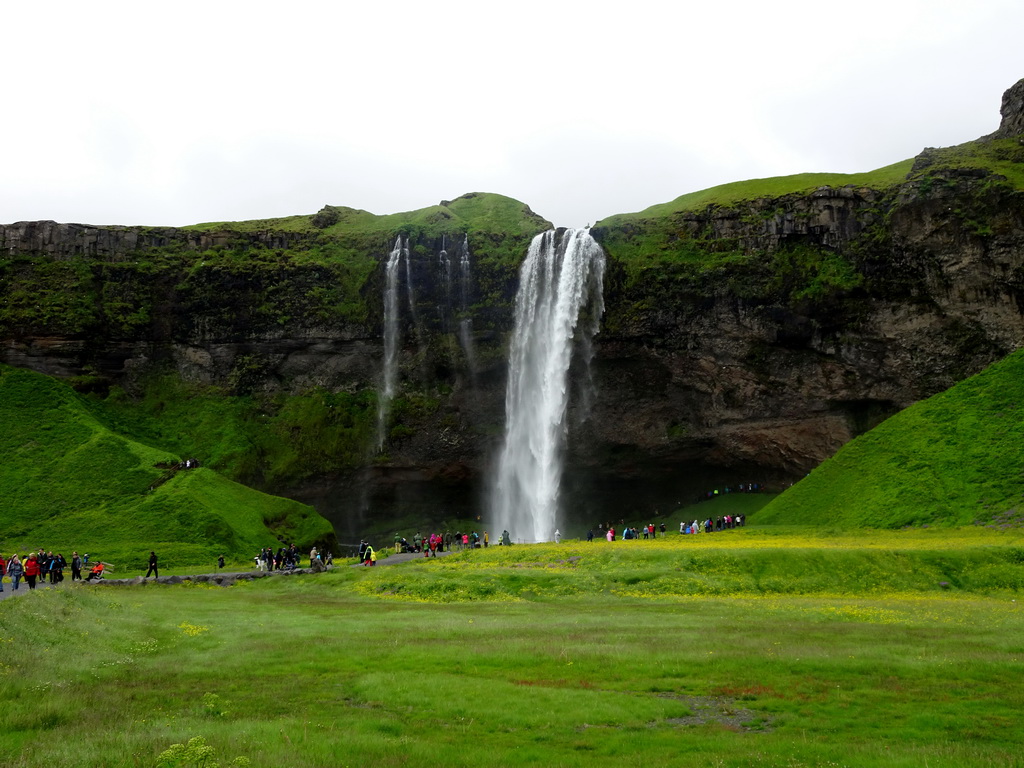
[2,528,1023,768]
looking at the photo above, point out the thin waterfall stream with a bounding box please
[377,235,406,451]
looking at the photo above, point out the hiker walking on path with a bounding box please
[24,554,41,589]
[71,552,82,581]
[0,554,5,593]
[50,553,65,583]
[5,555,22,591]
[145,551,159,579]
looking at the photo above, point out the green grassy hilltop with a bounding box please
[754,348,1024,529]
[0,366,333,569]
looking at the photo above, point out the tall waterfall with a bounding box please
[377,235,406,450]
[490,228,606,542]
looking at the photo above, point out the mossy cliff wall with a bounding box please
[3,82,1024,532]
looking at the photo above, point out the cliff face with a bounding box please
[3,85,1024,533]
[589,176,1024,482]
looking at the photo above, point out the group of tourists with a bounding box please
[0,550,107,592]
[584,514,746,541]
[255,544,328,571]
[679,514,745,534]
[589,523,668,542]
[393,530,489,556]
[357,541,377,565]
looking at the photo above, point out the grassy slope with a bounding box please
[598,159,915,227]
[184,191,551,241]
[0,366,332,568]
[87,376,379,488]
[753,349,1024,529]
[598,136,1024,229]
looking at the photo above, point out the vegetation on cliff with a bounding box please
[753,348,1024,529]
[593,135,1024,329]
[0,192,551,338]
[0,366,334,568]
[86,374,444,488]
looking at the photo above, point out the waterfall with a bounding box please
[490,228,606,542]
[457,234,478,376]
[439,235,452,332]
[404,240,418,323]
[377,235,406,450]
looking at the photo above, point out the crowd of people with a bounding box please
[0,550,104,592]
[590,523,667,541]
[585,514,746,541]
[386,528,517,559]
[678,514,746,533]
[392,530,487,556]
[254,544,329,571]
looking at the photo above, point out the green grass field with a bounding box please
[3,346,1024,766]
[2,528,1022,768]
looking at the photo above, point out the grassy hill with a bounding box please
[597,159,915,229]
[597,136,1024,230]
[0,366,333,569]
[752,348,1024,529]
[184,191,550,237]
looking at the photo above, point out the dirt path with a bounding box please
[0,579,57,601]
[1,551,457,600]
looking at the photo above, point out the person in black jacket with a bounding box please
[145,551,159,579]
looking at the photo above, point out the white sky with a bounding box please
[2,0,1022,229]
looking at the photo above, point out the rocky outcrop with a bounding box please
[992,77,1024,138]
[0,219,312,260]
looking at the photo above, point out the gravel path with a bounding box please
[0,579,57,601]
[0,550,456,600]
[1,567,323,596]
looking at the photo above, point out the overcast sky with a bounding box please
[3,0,1022,229]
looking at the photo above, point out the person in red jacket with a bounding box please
[24,553,41,589]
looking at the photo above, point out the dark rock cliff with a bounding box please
[3,84,1023,535]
